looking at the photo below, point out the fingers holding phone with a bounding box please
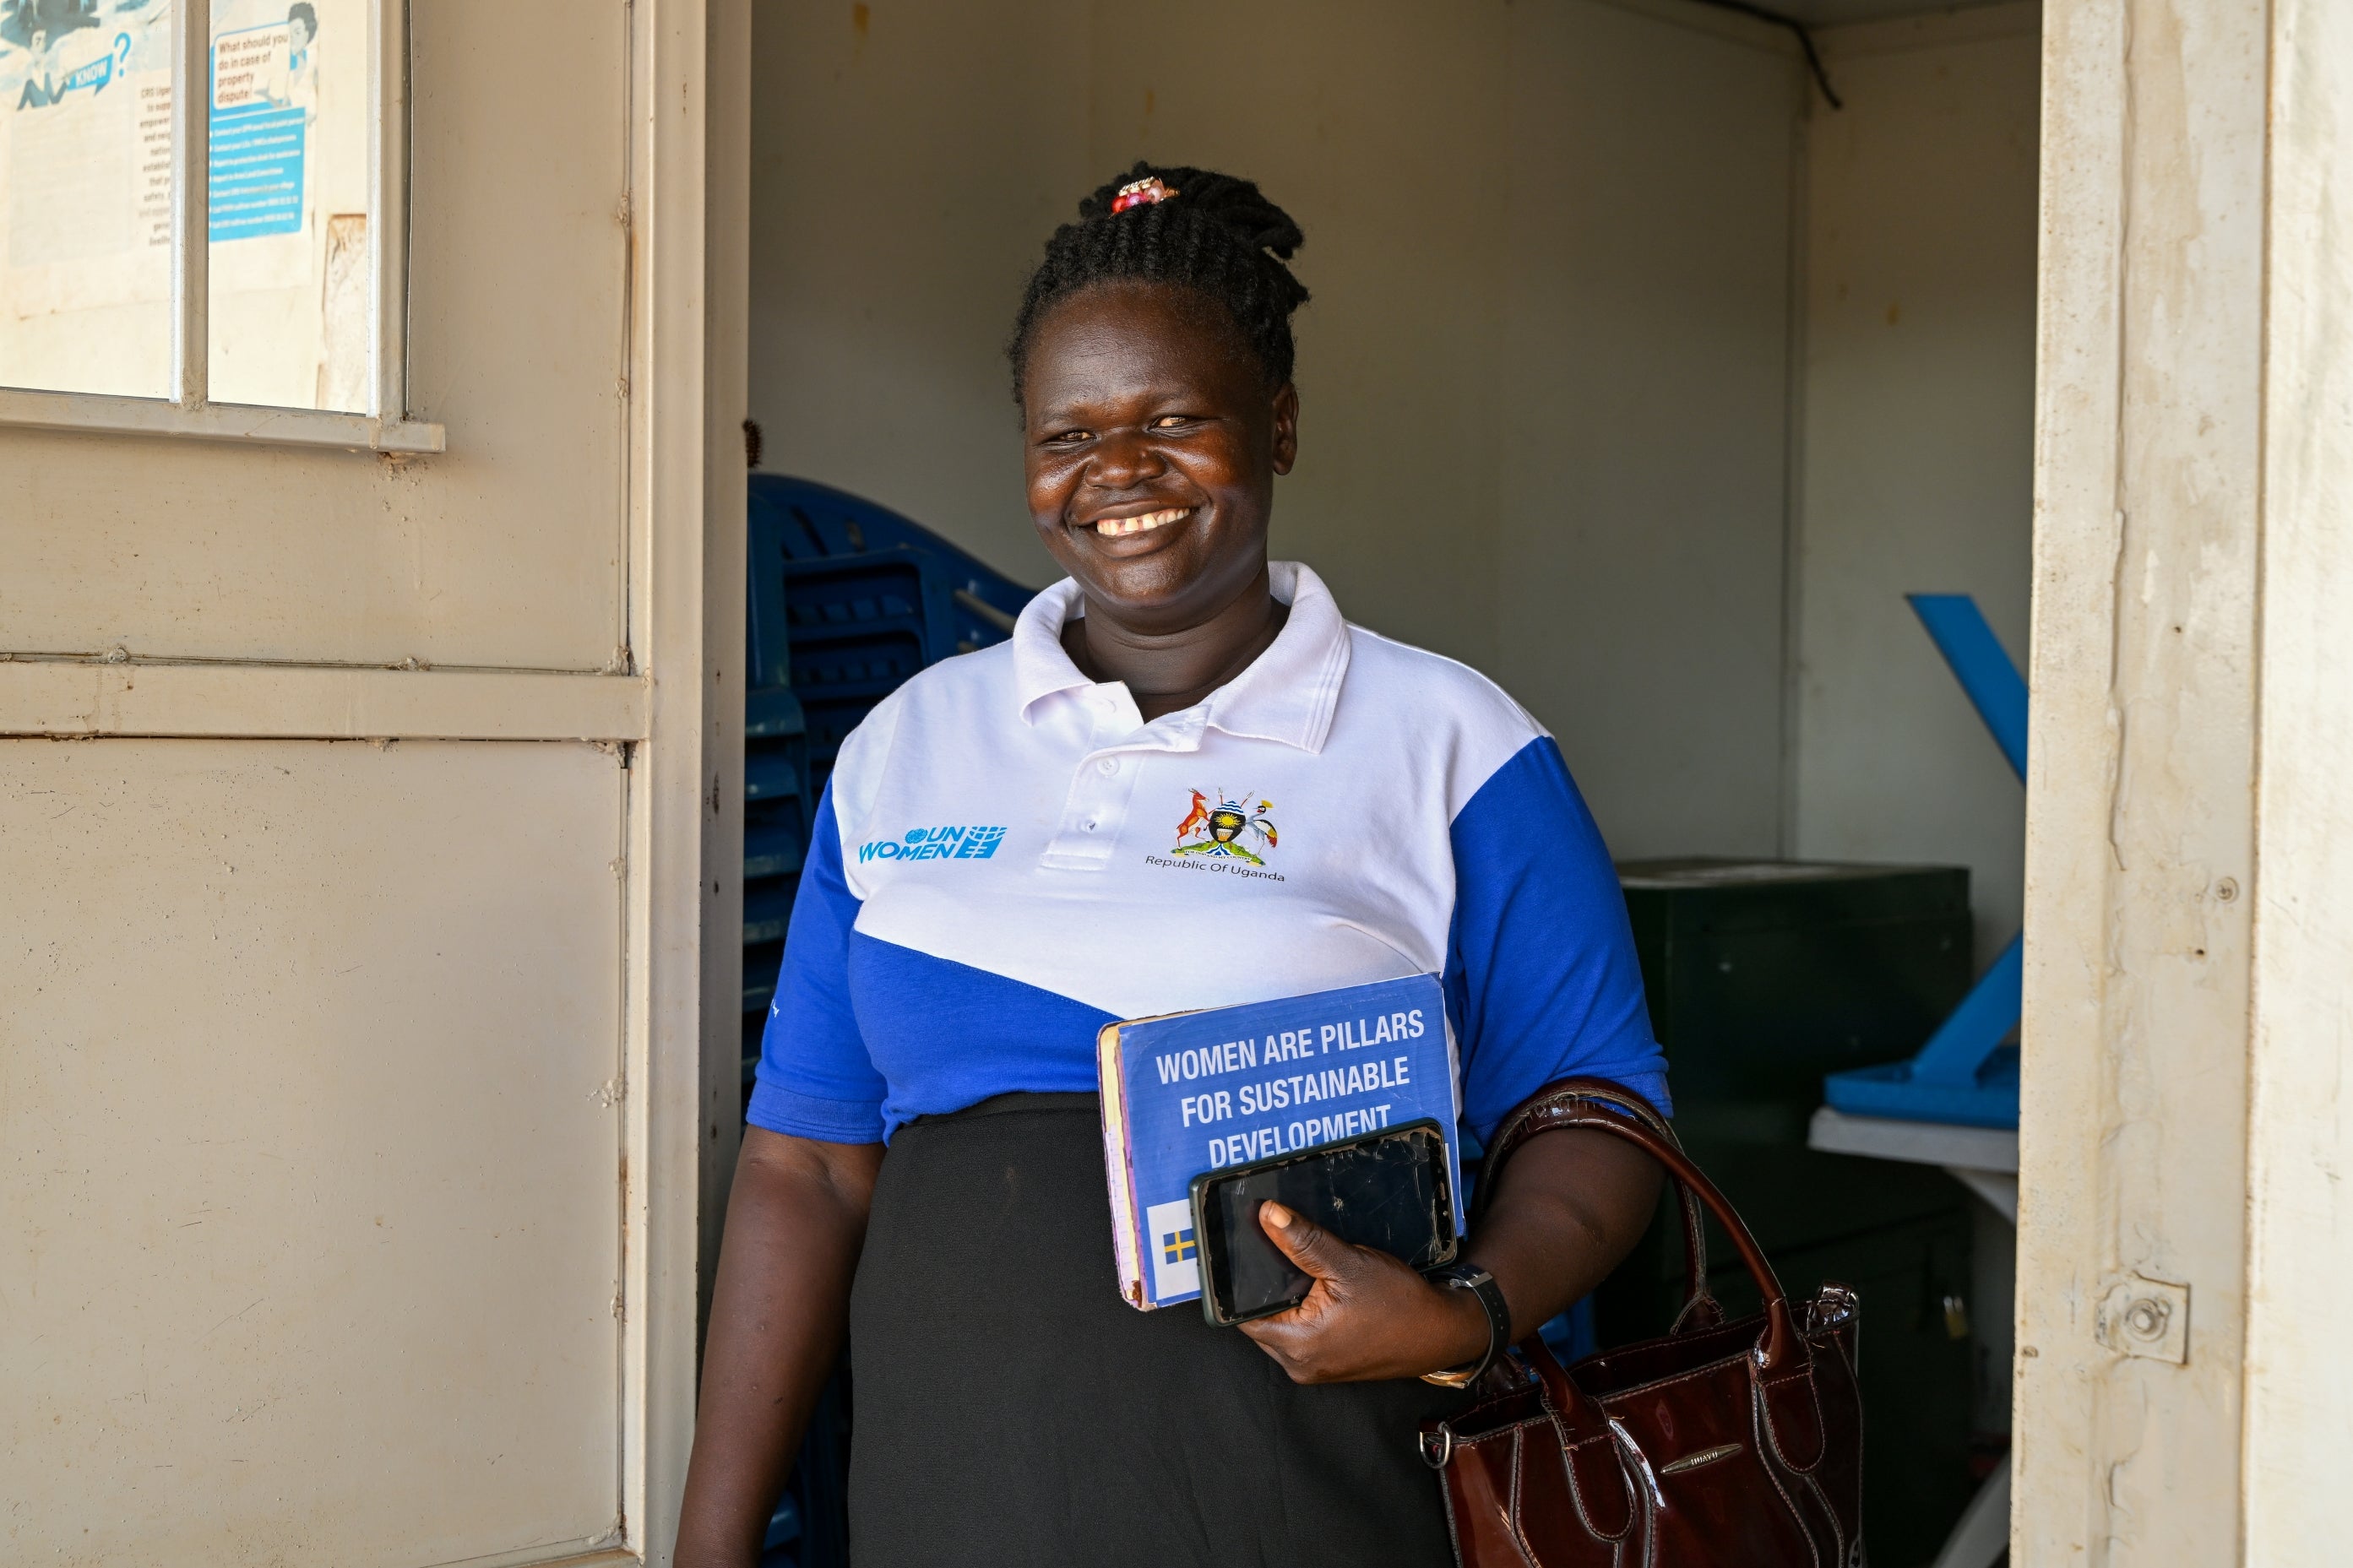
[1236,1201,1491,1383]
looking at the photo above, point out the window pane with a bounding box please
[207,0,371,411]
[0,0,177,399]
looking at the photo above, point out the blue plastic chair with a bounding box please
[1822,594,2024,1128]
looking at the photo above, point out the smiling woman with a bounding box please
[1025,278,1297,715]
[1014,168,1307,697]
[677,165,1672,1568]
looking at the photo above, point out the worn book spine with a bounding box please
[1098,1022,1144,1307]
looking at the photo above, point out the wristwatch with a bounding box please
[1421,1262,1512,1388]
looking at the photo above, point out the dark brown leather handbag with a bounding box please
[1420,1078,1866,1566]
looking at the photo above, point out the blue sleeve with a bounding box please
[748,784,889,1143]
[1445,737,1671,1142]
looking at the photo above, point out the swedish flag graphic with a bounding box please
[1144,1197,1201,1302]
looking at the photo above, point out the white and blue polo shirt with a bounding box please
[751,561,1669,1147]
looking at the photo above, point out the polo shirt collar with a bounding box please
[1011,560,1352,753]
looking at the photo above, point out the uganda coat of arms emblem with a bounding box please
[1171,789,1280,866]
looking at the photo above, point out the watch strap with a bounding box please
[1421,1263,1511,1388]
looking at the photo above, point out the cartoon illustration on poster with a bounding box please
[2,0,174,284]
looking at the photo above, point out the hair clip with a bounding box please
[1110,176,1179,214]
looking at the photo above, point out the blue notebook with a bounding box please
[1096,974,1465,1310]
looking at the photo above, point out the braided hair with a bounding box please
[1009,162,1310,402]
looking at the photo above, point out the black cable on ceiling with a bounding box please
[1686,0,1844,110]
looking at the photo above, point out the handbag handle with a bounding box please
[1472,1078,1720,1332]
[1481,1082,1801,1372]
[1463,1077,1830,1517]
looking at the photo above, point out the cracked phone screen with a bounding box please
[1195,1120,1455,1326]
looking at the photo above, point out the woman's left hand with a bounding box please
[1235,1202,1491,1383]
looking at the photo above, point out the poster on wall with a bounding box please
[0,0,177,320]
[209,3,311,242]
[1,0,361,404]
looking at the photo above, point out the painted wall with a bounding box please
[0,0,736,1555]
[1496,0,1800,860]
[748,0,1803,860]
[1791,6,2041,961]
[745,0,1090,583]
[2,739,627,1556]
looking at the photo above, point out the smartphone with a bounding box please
[1187,1118,1459,1327]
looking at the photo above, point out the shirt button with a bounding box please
[1096,757,1120,775]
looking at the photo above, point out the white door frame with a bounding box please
[2017,0,2353,1560]
[622,0,749,1555]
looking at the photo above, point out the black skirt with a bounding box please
[848,1092,1468,1567]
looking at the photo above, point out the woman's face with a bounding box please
[1022,281,1298,633]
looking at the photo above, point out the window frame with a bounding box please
[0,0,443,454]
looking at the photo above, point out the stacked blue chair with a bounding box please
[742,476,1035,1568]
[750,474,1034,804]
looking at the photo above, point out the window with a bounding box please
[0,0,438,451]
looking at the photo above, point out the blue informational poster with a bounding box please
[207,102,302,239]
[208,13,307,241]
